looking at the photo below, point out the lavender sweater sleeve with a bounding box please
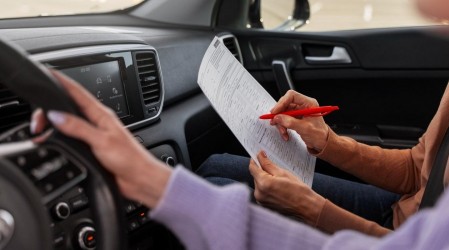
[150,167,449,250]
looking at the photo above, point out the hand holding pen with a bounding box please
[259,106,339,119]
[262,90,336,153]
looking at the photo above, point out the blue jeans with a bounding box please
[195,153,401,229]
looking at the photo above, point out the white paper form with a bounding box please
[197,37,316,186]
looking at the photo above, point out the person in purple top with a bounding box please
[32,0,449,247]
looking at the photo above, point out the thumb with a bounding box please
[257,151,282,176]
[47,110,99,147]
[30,108,47,134]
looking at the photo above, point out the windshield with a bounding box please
[0,0,145,19]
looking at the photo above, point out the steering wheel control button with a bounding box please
[44,183,54,193]
[128,219,139,232]
[53,202,71,220]
[77,226,96,250]
[0,123,33,143]
[66,170,75,179]
[137,211,149,225]
[30,155,68,181]
[124,202,136,214]
[38,148,48,158]
[53,233,65,247]
[16,156,26,166]
[69,195,89,213]
[8,147,87,202]
[0,210,14,250]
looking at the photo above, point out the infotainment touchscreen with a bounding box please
[61,61,130,118]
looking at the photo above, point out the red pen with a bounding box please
[259,106,339,120]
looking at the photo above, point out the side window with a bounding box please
[261,0,435,31]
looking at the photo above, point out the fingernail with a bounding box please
[47,111,66,125]
[274,115,282,123]
[261,151,267,158]
[30,119,37,134]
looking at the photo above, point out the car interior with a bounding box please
[0,0,449,249]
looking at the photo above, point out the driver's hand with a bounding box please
[31,71,171,209]
[269,90,329,153]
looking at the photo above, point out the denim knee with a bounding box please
[195,153,253,186]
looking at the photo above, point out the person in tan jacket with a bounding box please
[196,85,449,237]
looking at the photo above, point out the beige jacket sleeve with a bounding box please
[313,128,421,195]
[314,199,391,237]
[308,127,426,235]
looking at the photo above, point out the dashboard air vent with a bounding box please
[135,51,161,106]
[0,83,31,133]
[221,36,242,64]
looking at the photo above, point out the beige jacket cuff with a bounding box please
[315,199,391,237]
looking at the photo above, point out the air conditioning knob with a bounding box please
[77,226,96,250]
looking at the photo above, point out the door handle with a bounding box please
[305,47,352,64]
[272,59,295,95]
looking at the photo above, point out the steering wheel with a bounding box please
[0,39,125,249]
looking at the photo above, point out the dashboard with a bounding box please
[0,26,220,166]
[0,26,242,250]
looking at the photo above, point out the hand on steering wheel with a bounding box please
[0,37,141,250]
[32,70,172,209]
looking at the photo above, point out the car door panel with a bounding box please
[233,27,449,151]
